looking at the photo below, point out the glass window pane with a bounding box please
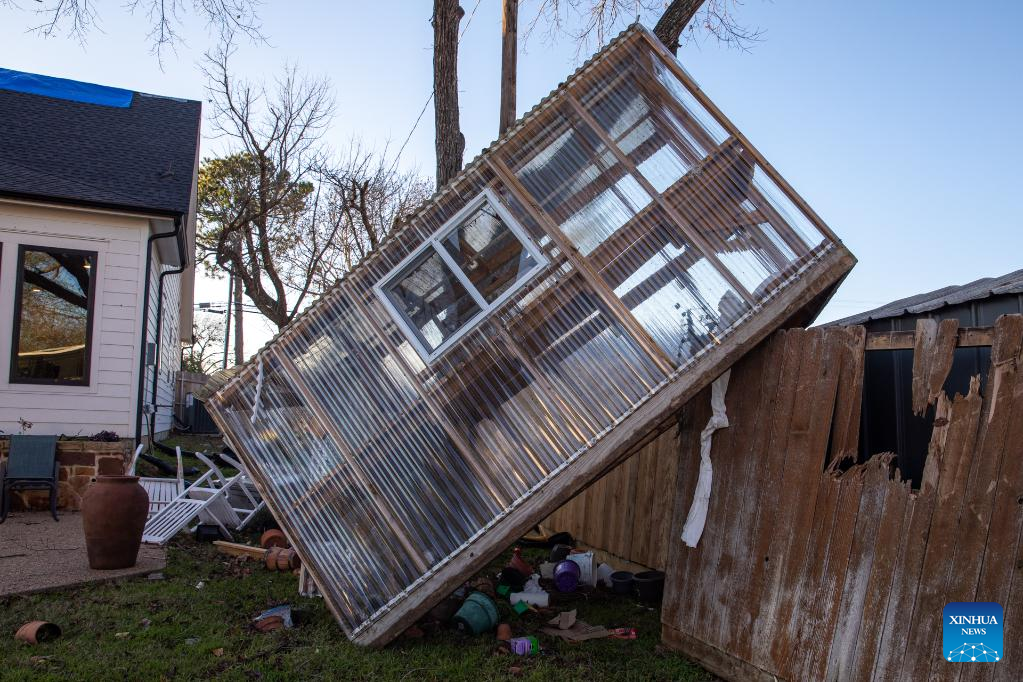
[384,249,481,353]
[440,201,537,303]
[14,248,95,384]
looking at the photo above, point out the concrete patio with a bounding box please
[0,511,165,597]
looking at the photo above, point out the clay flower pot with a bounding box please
[259,529,289,549]
[81,475,149,569]
[15,621,62,644]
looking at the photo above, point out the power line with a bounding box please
[388,0,484,177]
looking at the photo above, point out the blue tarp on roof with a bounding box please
[0,68,133,107]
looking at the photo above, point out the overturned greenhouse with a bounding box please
[206,23,855,646]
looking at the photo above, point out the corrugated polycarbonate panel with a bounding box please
[208,25,842,642]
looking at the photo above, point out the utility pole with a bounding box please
[222,272,232,369]
[499,0,518,135]
[232,266,244,365]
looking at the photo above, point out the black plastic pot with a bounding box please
[549,543,572,563]
[634,570,665,603]
[610,570,634,595]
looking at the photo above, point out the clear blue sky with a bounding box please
[3,1,1021,355]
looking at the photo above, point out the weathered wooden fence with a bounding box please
[547,316,1022,679]
[659,316,1022,680]
[545,424,680,569]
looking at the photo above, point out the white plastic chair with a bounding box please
[128,444,186,520]
[142,455,235,544]
[214,452,265,531]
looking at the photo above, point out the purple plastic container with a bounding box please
[553,559,581,592]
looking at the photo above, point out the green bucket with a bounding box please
[452,591,499,635]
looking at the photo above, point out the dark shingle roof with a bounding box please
[0,73,201,217]
[830,268,1023,326]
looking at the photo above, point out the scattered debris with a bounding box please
[147,572,165,581]
[14,621,62,645]
[553,560,581,593]
[184,637,200,646]
[539,611,612,643]
[195,581,205,590]
[212,647,225,657]
[253,605,294,632]
[453,592,499,635]
[508,636,540,655]
[114,632,130,639]
[259,529,288,549]
[140,618,152,629]
[194,524,225,543]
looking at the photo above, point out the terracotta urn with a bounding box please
[81,475,149,569]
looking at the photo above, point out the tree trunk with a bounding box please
[653,0,703,54]
[233,266,245,365]
[433,0,465,189]
[499,0,518,135]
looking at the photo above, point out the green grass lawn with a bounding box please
[0,535,711,681]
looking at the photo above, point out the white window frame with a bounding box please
[374,188,548,365]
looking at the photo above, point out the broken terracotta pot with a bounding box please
[265,546,300,571]
[15,621,62,644]
[259,529,288,549]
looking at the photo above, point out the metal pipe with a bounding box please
[134,216,185,445]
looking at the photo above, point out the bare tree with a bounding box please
[4,0,264,60]
[528,0,762,55]
[182,314,226,375]
[197,44,337,330]
[305,147,432,294]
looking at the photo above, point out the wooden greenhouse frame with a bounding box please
[206,23,856,647]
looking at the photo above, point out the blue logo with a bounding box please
[943,602,1003,662]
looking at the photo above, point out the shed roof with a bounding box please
[830,267,1023,326]
[0,68,201,217]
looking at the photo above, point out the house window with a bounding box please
[376,189,547,363]
[11,245,97,386]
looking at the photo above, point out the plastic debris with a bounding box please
[509,636,540,655]
[253,605,294,632]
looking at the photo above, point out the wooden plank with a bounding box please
[661,385,712,636]
[692,333,775,652]
[828,326,867,464]
[715,334,786,655]
[898,379,984,681]
[911,318,959,415]
[865,326,994,351]
[847,456,911,679]
[786,457,858,681]
[740,328,808,668]
[944,315,1023,682]
[971,322,1023,682]
[764,328,846,671]
[824,453,891,681]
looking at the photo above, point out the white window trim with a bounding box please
[374,188,548,365]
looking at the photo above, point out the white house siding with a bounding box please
[0,201,151,437]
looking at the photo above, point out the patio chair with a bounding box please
[127,444,186,520]
[1,435,59,523]
[214,452,265,531]
[141,452,258,544]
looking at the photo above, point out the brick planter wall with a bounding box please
[0,439,132,511]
